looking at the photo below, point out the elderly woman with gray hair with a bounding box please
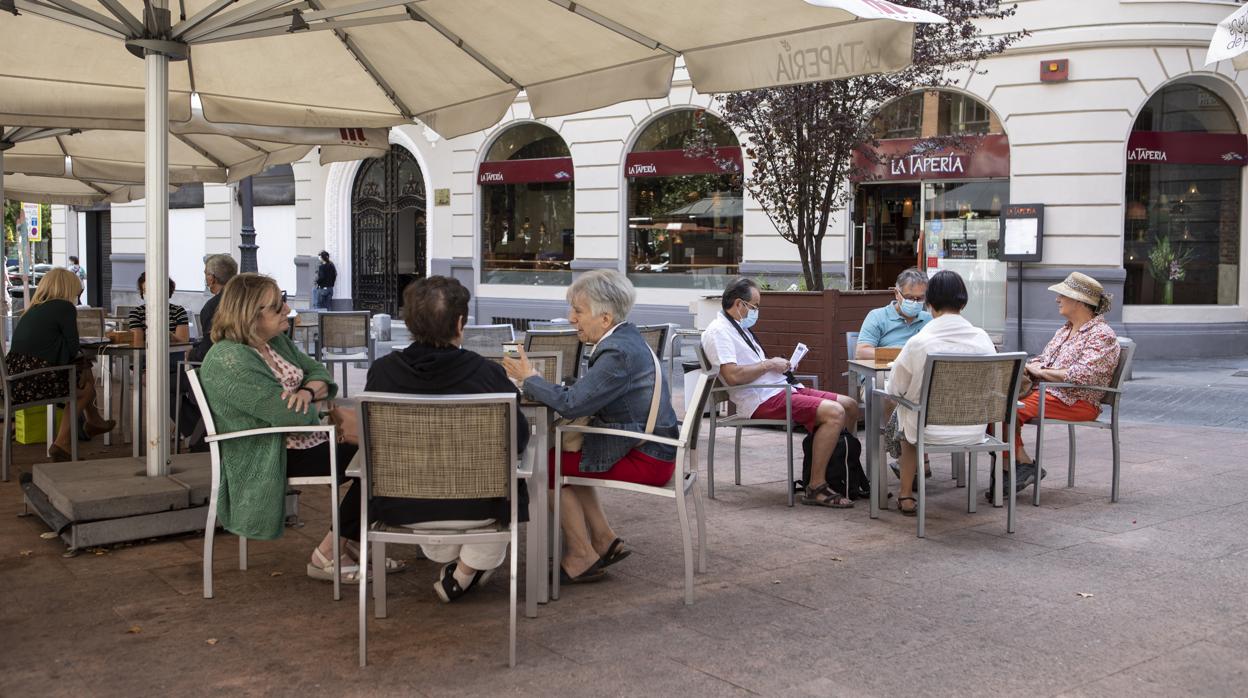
[505,269,679,584]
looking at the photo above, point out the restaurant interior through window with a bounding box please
[853,90,1009,340]
[1124,82,1241,306]
[479,122,575,285]
[626,109,744,289]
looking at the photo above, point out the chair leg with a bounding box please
[358,532,369,667]
[203,495,218,599]
[70,397,78,462]
[692,472,707,575]
[967,452,978,513]
[238,536,248,570]
[1033,416,1045,507]
[916,442,926,539]
[2,401,11,482]
[373,540,387,618]
[174,378,183,455]
[675,481,695,606]
[1067,424,1077,488]
[509,528,518,668]
[706,414,717,500]
[551,468,562,601]
[785,424,794,508]
[331,476,342,602]
[341,362,349,398]
[954,452,966,488]
[1007,444,1017,534]
[1110,420,1121,503]
[733,427,742,486]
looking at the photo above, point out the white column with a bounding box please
[144,41,171,477]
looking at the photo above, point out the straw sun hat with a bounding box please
[1048,272,1112,315]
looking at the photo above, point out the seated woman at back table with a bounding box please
[1000,272,1120,499]
[354,275,529,603]
[6,269,114,460]
[198,273,372,584]
[885,270,996,516]
[504,269,679,584]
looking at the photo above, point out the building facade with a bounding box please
[52,1,1248,357]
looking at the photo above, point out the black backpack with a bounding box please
[794,430,871,499]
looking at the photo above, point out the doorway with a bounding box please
[350,145,427,316]
[853,183,922,290]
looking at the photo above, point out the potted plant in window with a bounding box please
[1147,235,1194,305]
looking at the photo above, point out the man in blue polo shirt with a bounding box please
[855,267,932,359]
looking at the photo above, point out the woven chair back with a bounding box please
[461,324,516,355]
[923,353,1026,427]
[482,351,563,386]
[637,324,670,359]
[524,329,582,382]
[114,304,137,319]
[1103,338,1135,407]
[319,311,370,352]
[76,307,105,338]
[360,395,513,500]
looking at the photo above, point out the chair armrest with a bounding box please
[204,424,337,443]
[5,364,77,382]
[711,382,792,394]
[1037,381,1120,394]
[794,373,818,389]
[556,424,682,448]
[871,388,919,411]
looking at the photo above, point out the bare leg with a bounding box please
[570,485,618,557]
[898,440,918,513]
[557,485,599,577]
[808,399,848,490]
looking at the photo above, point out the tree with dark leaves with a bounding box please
[690,1,1025,290]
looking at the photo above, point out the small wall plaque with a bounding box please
[434,188,451,206]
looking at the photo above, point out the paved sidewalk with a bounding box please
[1,410,1246,695]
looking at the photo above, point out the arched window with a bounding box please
[1124,83,1242,306]
[626,109,743,289]
[479,123,573,285]
[871,90,1000,140]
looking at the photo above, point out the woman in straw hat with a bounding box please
[996,272,1121,498]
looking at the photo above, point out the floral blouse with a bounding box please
[1034,315,1121,406]
[257,344,327,450]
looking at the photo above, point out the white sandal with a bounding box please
[306,547,364,584]
[343,540,409,574]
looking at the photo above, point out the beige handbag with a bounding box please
[558,346,663,452]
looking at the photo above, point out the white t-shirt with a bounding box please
[885,313,997,445]
[701,312,788,418]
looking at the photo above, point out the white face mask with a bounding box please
[740,306,759,329]
[898,297,924,317]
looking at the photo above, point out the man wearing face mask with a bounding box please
[702,278,860,507]
[855,268,932,360]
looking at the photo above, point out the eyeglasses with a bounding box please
[896,291,925,302]
[741,300,759,311]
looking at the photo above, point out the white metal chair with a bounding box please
[667,328,703,384]
[316,311,374,397]
[636,324,671,360]
[1033,337,1136,505]
[76,306,106,338]
[872,352,1028,537]
[524,328,584,384]
[1,348,78,481]
[695,344,819,506]
[553,371,714,605]
[185,369,344,600]
[461,323,516,355]
[354,392,521,668]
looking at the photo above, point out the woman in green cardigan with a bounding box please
[199,273,370,583]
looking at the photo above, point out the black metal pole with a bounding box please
[238,176,258,273]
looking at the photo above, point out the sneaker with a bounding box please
[1014,464,1048,492]
[433,562,493,603]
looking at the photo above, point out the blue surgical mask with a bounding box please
[740,307,759,329]
[899,298,924,317]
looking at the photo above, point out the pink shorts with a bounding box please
[751,387,843,433]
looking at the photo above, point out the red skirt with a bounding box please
[548,448,675,489]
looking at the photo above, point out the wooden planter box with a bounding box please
[752,289,893,395]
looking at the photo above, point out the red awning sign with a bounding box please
[478,157,574,185]
[854,134,1010,182]
[1126,131,1247,167]
[625,146,743,178]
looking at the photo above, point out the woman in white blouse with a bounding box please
[885,270,996,516]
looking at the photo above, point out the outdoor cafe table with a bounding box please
[97,342,193,457]
[847,359,893,518]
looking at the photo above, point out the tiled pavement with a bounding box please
[0,362,1246,696]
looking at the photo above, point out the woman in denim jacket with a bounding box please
[506,270,678,584]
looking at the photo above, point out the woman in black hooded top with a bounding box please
[348,276,528,603]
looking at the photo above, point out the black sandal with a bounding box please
[898,496,917,516]
[600,538,631,569]
[558,560,608,584]
[801,482,854,509]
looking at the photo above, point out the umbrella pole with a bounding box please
[144,42,171,477]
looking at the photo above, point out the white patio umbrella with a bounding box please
[1,0,946,476]
[1206,4,1248,70]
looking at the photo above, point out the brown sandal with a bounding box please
[801,482,854,509]
[898,496,917,516]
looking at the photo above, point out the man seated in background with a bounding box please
[855,267,932,359]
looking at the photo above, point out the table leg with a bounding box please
[866,373,886,517]
[102,353,113,446]
[536,409,550,605]
[131,355,141,458]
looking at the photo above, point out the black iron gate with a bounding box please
[350,145,426,315]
